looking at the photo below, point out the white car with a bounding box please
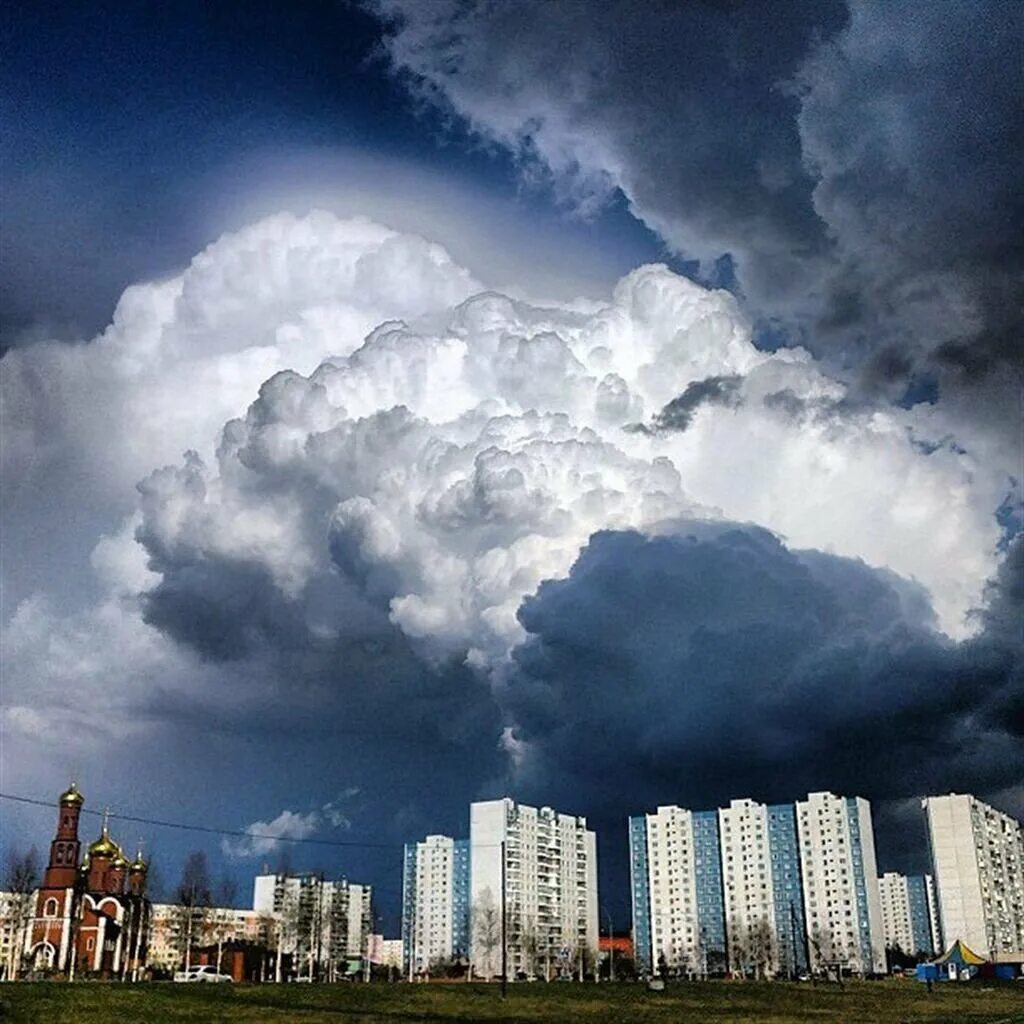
[173,964,233,983]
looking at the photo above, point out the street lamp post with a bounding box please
[601,907,616,982]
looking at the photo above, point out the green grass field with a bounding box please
[1,980,1021,1024]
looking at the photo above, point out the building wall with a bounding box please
[628,815,653,973]
[767,804,807,976]
[402,835,463,973]
[250,874,372,977]
[905,875,939,955]
[469,798,598,980]
[924,794,1024,958]
[795,792,885,975]
[720,800,776,973]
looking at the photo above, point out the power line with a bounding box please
[0,791,506,852]
[0,792,399,851]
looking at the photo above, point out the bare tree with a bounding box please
[4,846,40,980]
[471,889,501,981]
[173,851,212,971]
[728,914,749,977]
[519,920,539,979]
[809,923,836,975]
[212,875,239,973]
[748,916,775,979]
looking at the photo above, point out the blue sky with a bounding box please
[1,0,1021,934]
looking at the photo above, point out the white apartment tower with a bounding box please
[796,792,885,974]
[401,835,471,974]
[720,800,782,976]
[630,805,728,975]
[878,872,940,956]
[470,799,598,980]
[923,794,1024,959]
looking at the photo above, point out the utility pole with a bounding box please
[602,907,615,982]
[500,839,508,1000]
[788,900,800,981]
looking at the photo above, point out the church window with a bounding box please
[86,937,95,951]
[43,898,59,918]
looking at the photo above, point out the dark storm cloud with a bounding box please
[503,524,1023,827]
[373,0,1024,445]
[632,374,744,434]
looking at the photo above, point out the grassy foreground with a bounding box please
[0,979,1021,1024]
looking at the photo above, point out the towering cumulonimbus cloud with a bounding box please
[1,210,1019,878]
[133,229,1003,676]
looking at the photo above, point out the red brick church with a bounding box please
[27,784,151,978]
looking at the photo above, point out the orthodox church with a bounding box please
[27,783,151,978]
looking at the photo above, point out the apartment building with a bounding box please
[631,791,883,977]
[923,794,1024,959]
[796,792,885,974]
[629,805,725,976]
[148,903,271,972]
[401,834,471,974]
[0,891,35,981]
[252,873,373,979]
[470,799,598,980]
[878,872,940,956]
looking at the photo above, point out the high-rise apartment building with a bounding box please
[252,873,372,980]
[470,799,598,980]
[631,791,883,977]
[629,806,725,976]
[878,872,940,956]
[401,834,471,974]
[923,794,1024,959]
[796,792,885,974]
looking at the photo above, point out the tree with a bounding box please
[728,914,750,977]
[212,875,239,973]
[3,846,40,980]
[748,917,775,979]
[809,923,836,976]
[173,851,212,971]
[471,889,501,981]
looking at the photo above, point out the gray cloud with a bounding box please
[631,374,744,434]
[504,524,1023,826]
[372,0,1024,472]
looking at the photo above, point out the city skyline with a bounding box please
[3,0,1022,949]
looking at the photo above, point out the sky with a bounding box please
[1,0,1022,933]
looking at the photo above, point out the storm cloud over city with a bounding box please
[2,0,1021,935]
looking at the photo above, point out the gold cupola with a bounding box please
[59,782,84,806]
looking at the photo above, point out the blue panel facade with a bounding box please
[846,798,874,971]
[692,811,726,970]
[401,842,417,970]
[451,838,471,959]
[905,875,933,954]
[628,815,652,973]
[767,803,808,975]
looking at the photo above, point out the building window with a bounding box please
[43,898,59,918]
[87,937,95,951]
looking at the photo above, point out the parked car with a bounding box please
[173,964,233,983]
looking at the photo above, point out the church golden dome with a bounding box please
[59,783,84,806]
[129,852,148,873]
[111,850,129,868]
[88,825,121,859]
